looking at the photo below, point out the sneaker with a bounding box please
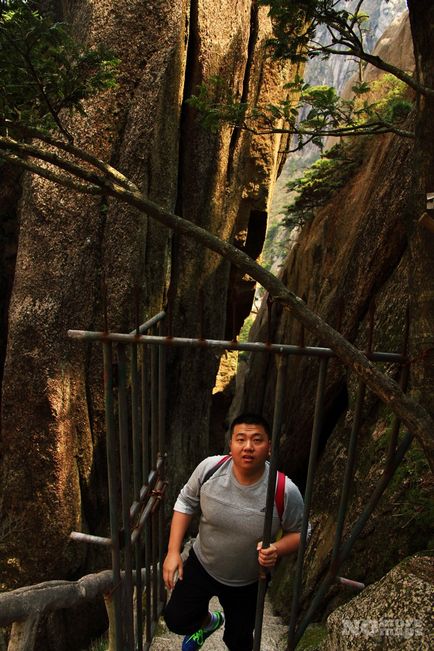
[182,611,225,650]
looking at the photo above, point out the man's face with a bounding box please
[229,422,271,475]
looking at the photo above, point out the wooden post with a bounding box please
[104,593,117,651]
[7,616,40,651]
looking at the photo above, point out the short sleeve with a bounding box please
[173,456,224,515]
[281,477,305,533]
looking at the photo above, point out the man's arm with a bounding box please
[257,531,301,568]
[162,511,193,590]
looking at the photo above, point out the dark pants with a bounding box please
[164,549,259,651]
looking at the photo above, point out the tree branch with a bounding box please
[3,120,139,193]
[0,135,117,192]
[1,143,433,468]
[354,49,434,98]
[0,150,102,194]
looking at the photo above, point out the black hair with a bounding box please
[230,413,271,438]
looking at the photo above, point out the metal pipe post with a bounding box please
[103,342,124,651]
[253,355,288,651]
[288,357,328,650]
[141,346,150,482]
[144,505,152,644]
[158,336,167,604]
[117,345,135,650]
[151,337,159,468]
[131,343,144,650]
[151,510,158,623]
[129,311,166,336]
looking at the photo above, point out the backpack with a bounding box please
[201,454,286,521]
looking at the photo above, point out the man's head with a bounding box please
[229,414,271,479]
[230,413,271,439]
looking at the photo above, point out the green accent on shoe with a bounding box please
[182,611,225,650]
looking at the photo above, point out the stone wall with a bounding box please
[0,0,293,590]
[231,11,434,624]
[0,1,296,646]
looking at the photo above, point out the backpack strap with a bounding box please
[202,456,286,523]
[201,454,232,485]
[275,471,286,521]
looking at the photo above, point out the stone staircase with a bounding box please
[150,596,288,650]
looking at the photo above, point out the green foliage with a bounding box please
[385,440,434,534]
[188,69,413,152]
[259,0,373,63]
[87,637,108,651]
[295,623,328,650]
[187,0,416,151]
[0,0,119,137]
[238,314,255,342]
[369,75,413,123]
[282,74,413,227]
[283,141,364,227]
[186,76,248,133]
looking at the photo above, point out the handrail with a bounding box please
[0,568,147,628]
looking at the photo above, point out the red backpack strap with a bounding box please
[275,471,286,521]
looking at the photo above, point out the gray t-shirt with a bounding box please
[174,455,305,586]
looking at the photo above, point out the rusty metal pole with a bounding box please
[253,355,288,651]
[158,326,167,605]
[288,357,328,650]
[131,341,144,651]
[150,330,159,623]
[103,342,124,651]
[68,330,405,364]
[144,501,152,644]
[117,345,135,650]
[151,336,159,469]
[141,346,150,483]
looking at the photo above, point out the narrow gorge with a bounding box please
[0,1,433,650]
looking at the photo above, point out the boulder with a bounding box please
[321,555,434,650]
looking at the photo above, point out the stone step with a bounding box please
[149,596,288,650]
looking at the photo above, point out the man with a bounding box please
[163,413,305,651]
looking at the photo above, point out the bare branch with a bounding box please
[350,1,366,30]
[0,135,118,192]
[3,120,139,193]
[238,121,414,139]
[0,141,432,467]
[0,150,102,194]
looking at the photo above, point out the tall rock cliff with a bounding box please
[0,0,294,614]
[230,8,434,624]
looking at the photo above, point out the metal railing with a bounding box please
[68,305,410,651]
[70,312,167,651]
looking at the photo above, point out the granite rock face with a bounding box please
[0,0,293,594]
[231,9,434,625]
[321,555,434,650]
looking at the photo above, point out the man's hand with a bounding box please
[257,541,279,568]
[163,551,184,591]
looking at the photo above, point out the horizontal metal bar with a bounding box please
[70,532,112,547]
[67,330,405,363]
[129,311,166,336]
[336,576,365,590]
